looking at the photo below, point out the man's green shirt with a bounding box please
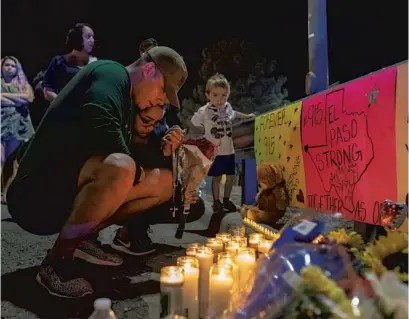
[16,60,139,181]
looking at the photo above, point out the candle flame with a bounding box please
[243,217,280,240]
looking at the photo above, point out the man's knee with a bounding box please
[100,154,136,190]
[80,153,136,193]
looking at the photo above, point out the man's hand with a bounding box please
[162,127,184,157]
[138,167,145,183]
[248,113,256,119]
[185,189,200,204]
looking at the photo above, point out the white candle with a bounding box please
[257,239,274,255]
[236,248,256,296]
[228,225,245,237]
[160,266,184,318]
[248,233,265,249]
[196,246,214,319]
[209,263,233,318]
[217,251,234,262]
[186,243,202,257]
[206,238,224,261]
[216,232,232,248]
[231,235,247,248]
[218,255,240,306]
[177,256,199,319]
[225,241,240,256]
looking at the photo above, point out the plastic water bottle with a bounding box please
[88,298,117,319]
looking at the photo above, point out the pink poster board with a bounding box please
[301,67,398,224]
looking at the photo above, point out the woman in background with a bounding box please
[139,37,158,56]
[1,56,34,202]
[43,22,97,102]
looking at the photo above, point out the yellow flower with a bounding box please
[363,231,408,281]
[328,229,364,250]
[300,266,358,318]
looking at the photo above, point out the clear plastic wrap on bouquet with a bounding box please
[173,138,217,239]
[178,137,218,205]
[173,137,218,238]
[228,243,382,319]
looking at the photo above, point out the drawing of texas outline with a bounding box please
[305,104,375,213]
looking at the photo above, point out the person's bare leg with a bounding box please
[212,176,221,201]
[50,153,136,259]
[96,168,173,231]
[56,165,172,253]
[3,158,19,203]
[224,175,235,199]
[223,175,238,212]
[107,168,173,256]
[212,175,223,213]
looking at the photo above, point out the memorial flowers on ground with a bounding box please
[232,218,408,319]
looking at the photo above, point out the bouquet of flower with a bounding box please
[178,137,218,202]
[173,137,218,238]
[230,243,382,319]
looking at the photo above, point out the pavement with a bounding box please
[1,186,244,319]
[1,184,355,319]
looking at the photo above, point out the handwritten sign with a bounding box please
[301,67,398,224]
[255,102,306,208]
[395,63,408,202]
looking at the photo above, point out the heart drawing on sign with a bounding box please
[296,189,305,203]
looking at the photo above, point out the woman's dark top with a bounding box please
[42,54,87,94]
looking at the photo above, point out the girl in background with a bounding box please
[139,38,158,57]
[1,56,34,201]
[43,22,97,102]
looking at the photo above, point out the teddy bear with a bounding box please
[242,162,290,231]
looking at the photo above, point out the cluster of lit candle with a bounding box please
[243,217,280,240]
[160,225,279,318]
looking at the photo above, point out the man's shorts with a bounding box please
[208,154,236,177]
[6,168,79,236]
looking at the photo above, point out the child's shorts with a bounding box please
[208,154,236,176]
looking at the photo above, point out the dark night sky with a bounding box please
[2,1,408,102]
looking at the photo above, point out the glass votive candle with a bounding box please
[160,266,184,317]
[177,256,199,319]
[186,243,202,256]
[217,251,234,262]
[208,263,233,317]
[216,233,232,245]
[236,248,256,295]
[229,225,246,237]
[248,233,265,249]
[205,238,224,256]
[231,235,247,248]
[217,254,240,305]
[196,246,214,318]
[225,241,240,256]
[257,238,274,255]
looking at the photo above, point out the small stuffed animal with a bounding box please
[242,162,290,230]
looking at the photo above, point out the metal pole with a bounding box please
[306,0,329,95]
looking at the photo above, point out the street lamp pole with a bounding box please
[306,0,329,95]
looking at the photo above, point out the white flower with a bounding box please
[365,271,408,318]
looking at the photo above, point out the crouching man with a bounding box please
[6,46,188,298]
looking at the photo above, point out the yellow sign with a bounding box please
[254,102,306,208]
